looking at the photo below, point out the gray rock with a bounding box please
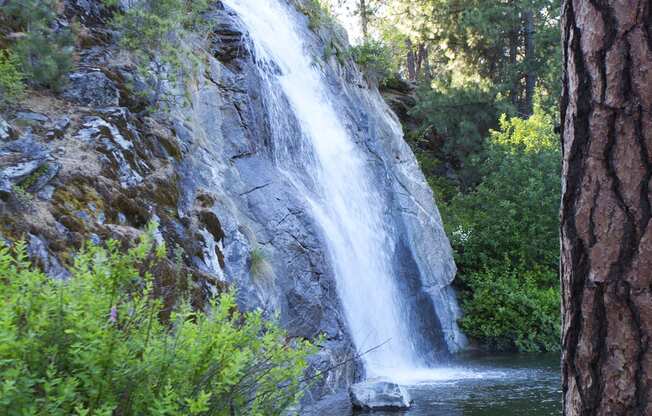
[14,111,50,126]
[3,2,463,413]
[0,116,14,141]
[37,185,55,201]
[28,234,70,280]
[46,117,72,140]
[62,70,120,107]
[75,111,145,188]
[299,391,353,416]
[0,137,49,199]
[350,380,411,410]
[65,0,112,24]
[25,162,60,193]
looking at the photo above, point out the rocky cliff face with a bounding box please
[0,0,463,410]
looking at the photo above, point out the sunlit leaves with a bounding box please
[0,231,314,415]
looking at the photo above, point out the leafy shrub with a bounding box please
[441,107,561,352]
[103,0,211,106]
[459,266,560,352]
[0,50,24,107]
[249,246,271,279]
[2,0,74,90]
[349,40,394,84]
[444,107,560,272]
[0,231,314,415]
[295,0,336,31]
[412,80,514,189]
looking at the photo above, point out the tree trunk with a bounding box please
[406,38,416,81]
[561,1,652,415]
[522,10,535,116]
[508,14,519,108]
[422,44,432,83]
[359,0,368,41]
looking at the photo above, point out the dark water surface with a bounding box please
[355,353,561,416]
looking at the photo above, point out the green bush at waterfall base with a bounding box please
[0,230,314,415]
[435,106,561,352]
[458,266,560,352]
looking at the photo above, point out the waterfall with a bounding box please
[223,0,443,379]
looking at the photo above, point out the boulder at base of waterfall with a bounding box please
[350,380,411,410]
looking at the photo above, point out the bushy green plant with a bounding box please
[459,266,560,352]
[444,107,560,272]
[295,0,336,31]
[249,246,271,279]
[0,50,24,107]
[0,230,314,415]
[412,80,515,189]
[441,107,561,351]
[2,0,74,90]
[349,40,394,84]
[103,0,211,107]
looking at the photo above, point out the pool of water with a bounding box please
[354,353,561,416]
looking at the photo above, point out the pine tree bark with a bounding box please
[561,1,652,415]
[523,10,535,116]
[406,38,416,81]
[509,0,520,108]
[359,0,368,41]
[509,25,519,107]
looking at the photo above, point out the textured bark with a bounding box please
[406,39,416,81]
[509,21,519,107]
[523,10,535,116]
[359,0,368,40]
[561,1,652,415]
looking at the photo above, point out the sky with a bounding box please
[325,0,363,43]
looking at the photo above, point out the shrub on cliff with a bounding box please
[1,0,74,90]
[0,229,314,415]
[349,40,394,84]
[295,0,337,31]
[103,0,212,107]
[0,50,24,107]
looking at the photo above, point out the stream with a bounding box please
[355,354,561,416]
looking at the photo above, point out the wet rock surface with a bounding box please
[350,380,412,410]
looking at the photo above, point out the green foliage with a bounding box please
[440,107,560,351]
[0,50,25,107]
[368,0,561,188]
[103,0,212,107]
[412,80,515,188]
[17,163,49,191]
[375,0,561,101]
[10,185,33,208]
[348,40,393,84]
[459,266,560,352]
[2,0,74,90]
[0,230,314,415]
[249,247,271,279]
[296,0,337,31]
[444,107,560,271]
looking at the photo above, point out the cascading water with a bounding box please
[223,0,440,379]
